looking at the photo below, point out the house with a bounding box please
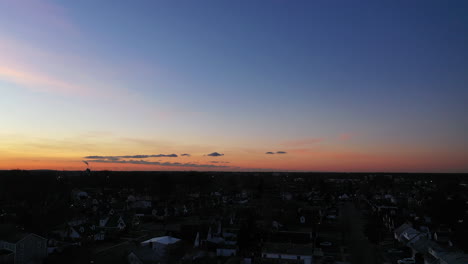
[73,224,105,241]
[437,252,468,264]
[71,189,88,201]
[99,215,124,230]
[129,236,183,264]
[0,226,47,264]
[140,236,181,254]
[338,194,350,200]
[406,236,432,259]
[204,223,238,257]
[261,243,313,264]
[434,226,453,246]
[428,245,468,264]
[216,244,237,257]
[394,223,468,264]
[394,223,413,241]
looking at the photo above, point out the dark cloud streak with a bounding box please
[265,151,287,154]
[85,159,231,168]
[207,152,224,157]
[83,154,178,161]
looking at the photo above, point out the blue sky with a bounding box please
[0,0,467,171]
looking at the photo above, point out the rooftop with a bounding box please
[141,236,181,246]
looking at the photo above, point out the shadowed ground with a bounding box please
[340,202,380,264]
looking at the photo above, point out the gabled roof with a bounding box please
[73,223,99,235]
[407,237,432,255]
[394,223,412,237]
[402,227,422,241]
[141,236,180,245]
[105,215,125,228]
[438,253,468,264]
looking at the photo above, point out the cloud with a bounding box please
[265,151,288,154]
[180,153,191,157]
[280,138,325,147]
[84,155,121,161]
[338,133,354,141]
[83,154,178,161]
[210,161,230,164]
[121,154,178,158]
[0,65,89,95]
[207,152,224,157]
[84,159,231,168]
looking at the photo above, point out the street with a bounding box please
[340,202,381,264]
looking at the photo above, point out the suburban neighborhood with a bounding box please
[0,170,467,264]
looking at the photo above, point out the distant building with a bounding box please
[141,236,181,253]
[0,226,47,264]
[128,236,183,264]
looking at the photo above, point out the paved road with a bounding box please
[340,202,380,264]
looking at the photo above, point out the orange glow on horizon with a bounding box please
[1,148,466,173]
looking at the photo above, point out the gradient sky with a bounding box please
[0,0,467,172]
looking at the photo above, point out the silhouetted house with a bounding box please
[0,226,47,264]
[141,236,180,252]
[434,226,453,246]
[99,213,137,231]
[128,236,183,264]
[428,245,468,264]
[394,223,413,241]
[216,245,237,257]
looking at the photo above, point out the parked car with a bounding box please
[397,258,415,264]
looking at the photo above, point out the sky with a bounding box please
[0,0,467,172]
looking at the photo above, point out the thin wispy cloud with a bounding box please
[210,161,230,164]
[338,133,354,141]
[83,154,178,161]
[0,65,89,95]
[85,159,231,168]
[121,154,178,158]
[180,153,191,157]
[207,152,224,157]
[266,151,288,154]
